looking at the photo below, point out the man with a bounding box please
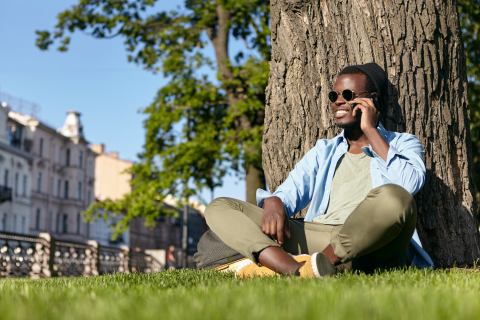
[205,63,433,278]
[167,245,176,270]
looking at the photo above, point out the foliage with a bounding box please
[2,269,480,320]
[36,0,270,231]
[458,0,480,215]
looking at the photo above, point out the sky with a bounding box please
[0,0,246,203]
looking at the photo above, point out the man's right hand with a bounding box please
[261,196,291,245]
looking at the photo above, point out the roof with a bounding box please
[8,111,90,145]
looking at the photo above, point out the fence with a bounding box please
[0,232,163,279]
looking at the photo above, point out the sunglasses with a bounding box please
[328,89,370,103]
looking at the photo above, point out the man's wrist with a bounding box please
[264,196,281,202]
[363,126,379,137]
[263,196,281,207]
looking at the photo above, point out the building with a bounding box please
[0,103,34,233]
[89,144,131,248]
[9,110,97,242]
[129,200,208,268]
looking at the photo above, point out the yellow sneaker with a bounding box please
[297,252,336,278]
[235,260,279,279]
[234,254,312,279]
[215,258,249,272]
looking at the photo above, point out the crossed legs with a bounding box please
[205,184,417,274]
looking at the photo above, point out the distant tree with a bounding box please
[36,0,270,230]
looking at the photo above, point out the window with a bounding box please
[36,209,41,230]
[86,221,90,238]
[14,172,19,196]
[8,122,22,148]
[4,169,9,187]
[37,172,42,193]
[39,138,44,157]
[50,177,54,195]
[76,212,81,234]
[59,147,63,164]
[1,214,6,231]
[57,179,61,198]
[62,214,68,234]
[12,214,16,233]
[87,190,92,205]
[66,149,70,166]
[52,144,56,161]
[21,217,25,234]
[64,181,69,199]
[22,175,27,196]
[56,213,61,233]
[77,182,82,200]
[78,151,83,168]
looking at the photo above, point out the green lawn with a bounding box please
[1,268,479,320]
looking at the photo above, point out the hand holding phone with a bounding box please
[366,93,380,111]
[351,93,381,131]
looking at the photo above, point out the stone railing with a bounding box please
[0,232,164,279]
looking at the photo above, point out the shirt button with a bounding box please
[329,170,333,173]
[338,153,341,155]
[320,210,324,213]
[326,190,329,193]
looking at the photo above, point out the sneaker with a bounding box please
[297,252,336,278]
[234,254,315,279]
[235,260,278,279]
[215,258,249,272]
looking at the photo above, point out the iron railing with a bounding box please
[0,232,163,278]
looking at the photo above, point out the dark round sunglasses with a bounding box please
[328,89,370,103]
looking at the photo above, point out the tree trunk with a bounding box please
[264,0,480,267]
[246,164,266,204]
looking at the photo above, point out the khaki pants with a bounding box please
[205,184,416,271]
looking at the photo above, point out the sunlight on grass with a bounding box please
[1,268,480,320]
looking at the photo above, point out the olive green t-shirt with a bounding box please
[313,152,373,225]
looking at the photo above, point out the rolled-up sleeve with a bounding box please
[256,141,324,216]
[371,134,425,195]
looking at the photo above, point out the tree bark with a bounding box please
[264,0,480,266]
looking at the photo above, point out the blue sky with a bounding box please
[0,0,247,202]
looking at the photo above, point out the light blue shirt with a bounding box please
[257,123,434,269]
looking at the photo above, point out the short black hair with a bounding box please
[338,67,377,94]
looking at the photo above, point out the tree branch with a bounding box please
[166,101,228,110]
[83,24,126,39]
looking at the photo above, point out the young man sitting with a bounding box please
[205,62,433,278]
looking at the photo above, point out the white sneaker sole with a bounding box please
[311,252,322,278]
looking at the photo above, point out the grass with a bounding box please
[1,268,480,320]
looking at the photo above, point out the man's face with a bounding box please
[330,73,370,128]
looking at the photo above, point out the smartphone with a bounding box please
[367,93,380,110]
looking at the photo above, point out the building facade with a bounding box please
[9,110,96,242]
[90,144,131,248]
[0,104,34,234]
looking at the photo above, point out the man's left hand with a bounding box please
[351,97,380,132]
